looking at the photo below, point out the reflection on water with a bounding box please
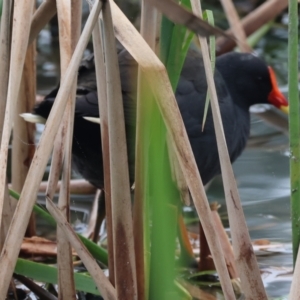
[206,113,291,298]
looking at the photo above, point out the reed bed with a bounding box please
[0,0,296,299]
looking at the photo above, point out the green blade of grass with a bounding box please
[15,258,100,295]
[144,3,196,298]
[160,0,194,91]
[288,0,300,265]
[148,100,180,299]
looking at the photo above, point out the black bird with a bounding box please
[23,46,288,189]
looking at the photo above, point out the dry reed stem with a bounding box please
[216,0,288,55]
[12,3,36,190]
[14,274,58,300]
[133,2,157,299]
[35,179,97,194]
[29,0,57,46]
[191,0,235,299]
[191,1,267,298]
[110,1,235,299]
[84,189,101,238]
[0,0,13,247]
[289,244,300,298]
[91,17,115,284]
[102,2,138,298]
[46,0,75,201]
[0,0,34,230]
[54,0,82,298]
[211,207,238,279]
[12,35,37,236]
[46,198,117,300]
[0,2,102,296]
[148,0,230,38]
[0,186,14,250]
[219,0,252,52]
[0,0,13,141]
[167,135,191,205]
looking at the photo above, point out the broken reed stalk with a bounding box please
[0,2,103,296]
[216,0,288,55]
[148,0,228,38]
[28,0,57,46]
[13,274,58,300]
[219,0,252,52]
[109,2,235,299]
[290,245,300,297]
[12,31,37,236]
[210,205,238,279]
[0,0,35,229]
[89,8,115,285]
[53,0,82,298]
[102,1,138,298]
[85,189,101,239]
[189,1,236,299]
[0,0,13,141]
[0,186,14,250]
[91,14,115,284]
[35,179,96,194]
[134,2,157,299]
[0,0,13,248]
[46,198,117,300]
[191,1,267,299]
[46,0,76,201]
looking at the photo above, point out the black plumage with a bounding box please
[34,46,288,188]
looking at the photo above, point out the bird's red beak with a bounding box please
[268,67,289,114]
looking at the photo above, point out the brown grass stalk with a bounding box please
[110,1,235,299]
[34,179,97,194]
[190,0,238,296]
[0,0,13,141]
[52,0,82,298]
[289,245,300,298]
[13,274,58,300]
[0,186,15,250]
[191,0,267,298]
[148,0,229,38]
[12,32,37,236]
[102,1,138,298]
[216,0,288,55]
[28,0,57,46]
[0,2,102,296]
[211,204,238,279]
[133,2,157,299]
[167,136,191,205]
[0,0,13,248]
[0,0,35,230]
[219,0,252,52]
[91,17,115,284]
[46,197,117,300]
[84,189,101,238]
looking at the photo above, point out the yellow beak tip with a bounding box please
[280,105,289,114]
